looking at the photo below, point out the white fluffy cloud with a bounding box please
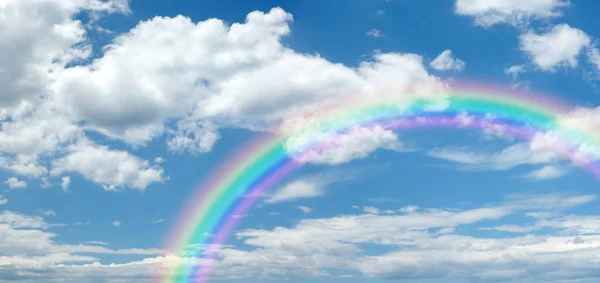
[167,120,219,154]
[0,3,449,189]
[286,125,412,165]
[520,24,591,71]
[0,0,167,191]
[0,195,6,205]
[52,6,445,158]
[51,7,298,144]
[0,0,128,110]
[429,50,465,71]
[455,0,570,27]
[50,141,164,191]
[4,177,27,189]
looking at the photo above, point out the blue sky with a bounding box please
[2,0,600,282]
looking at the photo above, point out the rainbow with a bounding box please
[158,83,600,282]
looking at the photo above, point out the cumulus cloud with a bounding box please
[286,125,409,165]
[0,3,450,190]
[50,141,164,191]
[4,177,27,189]
[0,0,169,191]
[0,0,128,110]
[429,50,465,71]
[0,195,6,205]
[167,120,220,154]
[111,221,121,227]
[520,24,591,71]
[455,0,570,27]
[52,7,445,160]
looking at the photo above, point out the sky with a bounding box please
[2,0,600,282]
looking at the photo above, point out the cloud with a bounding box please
[504,64,529,89]
[504,193,596,210]
[4,177,27,189]
[265,169,356,204]
[520,24,591,71]
[480,224,536,233]
[589,46,600,71]
[0,0,170,191]
[81,241,110,246]
[52,6,444,158]
[111,221,121,227]
[39,209,56,217]
[266,180,324,204]
[295,206,312,213]
[0,195,6,205]
[1,194,599,282]
[454,0,570,27]
[505,64,526,81]
[50,141,164,191]
[366,29,384,38]
[0,0,128,110]
[167,120,220,154]
[0,210,51,229]
[0,210,161,262]
[555,107,600,159]
[0,4,449,189]
[286,125,409,165]
[360,206,395,215]
[152,219,166,224]
[522,165,567,180]
[61,176,70,191]
[429,50,465,71]
[427,140,561,171]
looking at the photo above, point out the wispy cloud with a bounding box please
[265,168,358,204]
[39,209,56,216]
[295,206,312,213]
[366,29,384,38]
